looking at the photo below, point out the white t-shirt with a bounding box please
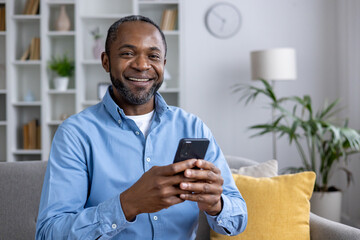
[126,110,155,137]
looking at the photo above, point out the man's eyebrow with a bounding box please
[149,47,161,52]
[118,44,136,51]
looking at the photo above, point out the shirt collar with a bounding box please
[102,86,169,124]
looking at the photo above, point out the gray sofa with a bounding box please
[1,158,360,240]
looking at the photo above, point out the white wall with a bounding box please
[182,0,338,169]
[181,0,359,226]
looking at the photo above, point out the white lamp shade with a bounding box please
[251,48,297,81]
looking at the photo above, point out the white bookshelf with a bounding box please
[3,0,182,162]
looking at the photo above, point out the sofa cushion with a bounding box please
[211,171,316,240]
[232,159,278,177]
[0,161,47,240]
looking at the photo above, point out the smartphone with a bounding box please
[173,138,210,163]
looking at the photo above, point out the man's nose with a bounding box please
[131,55,151,71]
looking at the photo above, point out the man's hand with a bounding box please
[120,159,197,221]
[179,160,224,216]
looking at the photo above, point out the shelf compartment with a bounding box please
[47,33,75,60]
[0,120,6,126]
[48,94,75,122]
[49,4,75,31]
[0,32,6,36]
[14,106,41,150]
[14,0,40,15]
[82,64,109,102]
[80,18,112,60]
[139,3,178,31]
[14,20,40,60]
[13,64,41,102]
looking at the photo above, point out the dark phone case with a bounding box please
[173,138,210,163]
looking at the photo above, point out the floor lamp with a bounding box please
[250,48,297,160]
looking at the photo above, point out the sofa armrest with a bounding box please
[310,212,360,240]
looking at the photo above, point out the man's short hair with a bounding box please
[105,15,167,57]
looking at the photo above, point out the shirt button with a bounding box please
[218,220,222,224]
[153,216,158,221]
[112,223,117,229]
[118,120,121,124]
[146,157,151,162]
[135,131,140,135]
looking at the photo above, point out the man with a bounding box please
[36,15,247,239]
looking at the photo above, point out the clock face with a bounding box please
[205,2,242,39]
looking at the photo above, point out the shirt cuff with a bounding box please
[204,194,232,235]
[97,193,136,236]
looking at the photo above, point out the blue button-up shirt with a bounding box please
[36,88,247,240]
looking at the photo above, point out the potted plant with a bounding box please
[48,54,74,91]
[235,79,360,221]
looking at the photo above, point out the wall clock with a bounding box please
[205,2,242,39]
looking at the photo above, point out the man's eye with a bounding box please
[121,52,133,56]
[149,55,160,60]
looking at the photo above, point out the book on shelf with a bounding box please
[23,119,41,150]
[160,9,177,31]
[23,0,40,15]
[0,4,5,31]
[20,37,41,61]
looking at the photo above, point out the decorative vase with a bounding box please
[310,191,342,222]
[92,38,104,59]
[54,77,69,91]
[55,5,71,31]
[24,90,35,102]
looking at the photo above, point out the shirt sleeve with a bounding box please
[201,124,248,236]
[35,125,136,240]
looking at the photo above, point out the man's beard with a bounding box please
[110,72,162,105]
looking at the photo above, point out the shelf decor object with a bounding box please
[23,0,40,15]
[48,54,74,91]
[90,27,104,59]
[250,48,297,160]
[55,5,71,31]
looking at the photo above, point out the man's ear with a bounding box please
[164,58,166,66]
[101,52,110,73]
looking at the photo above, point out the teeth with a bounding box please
[129,77,150,82]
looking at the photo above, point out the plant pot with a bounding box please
[54,77,69,91]
[310,191,342,222]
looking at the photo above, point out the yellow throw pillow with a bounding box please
[211,171,316,240]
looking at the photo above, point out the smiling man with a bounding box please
[36,15,247,240]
